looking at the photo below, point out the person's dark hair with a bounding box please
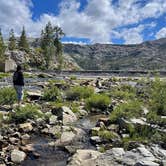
[16,65,22,71]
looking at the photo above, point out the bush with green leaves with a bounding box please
[0,87,16,105]
[122,124,166,150]
[43,86,61,101]
[109,84,136,101]
[0,73,10,79]
[9,104,43,123]
[149,77,166,116]
[146,111,166,126]
[66,86,94,100]
[86,93,111,111]
[109,100,142,123]
[98,130,118,140]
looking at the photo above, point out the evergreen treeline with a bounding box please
[0,22,65,70]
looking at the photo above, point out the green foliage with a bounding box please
[54,38,64,70]
[0,72,10,79]
[86,93,111,111]
[66,86,94,100]
[0,29,6,60]
[43,86,61,101]
[109,84,136,101]
[110,100,142,123]
[146,111,166,126]
[98,130,118,140]
[40,22,65,69]
[70,102,80,113]
[8,29,17,50]
[23,73,36,78]
[149,77,166,116]
[98,146,106,153]
[18,27,29,52]
[9,104,43,123]
[0,87,16,105]
[70,75,77,80]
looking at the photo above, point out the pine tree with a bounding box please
[18,26,29,52]
[8,29,16,51]
[40,22,56,68]
[40,22,65,69]
[0,29,6,60]
[54,26,65,70]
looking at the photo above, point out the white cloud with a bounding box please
[120,25,145,44]
[156,27,166,39]
[62,41,87,45]
[0,0,166,43]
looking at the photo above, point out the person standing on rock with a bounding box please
[13,65,24,106]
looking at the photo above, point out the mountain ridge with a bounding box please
[62,38,166,70]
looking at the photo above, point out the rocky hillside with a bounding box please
[63,38,166,70]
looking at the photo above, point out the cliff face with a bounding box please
[63,38,166,70]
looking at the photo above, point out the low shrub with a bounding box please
[66,86,94,100]
[149,77,166,116]
[109,89,135,100]
[0,87,16,105]
[98,130,118,140]
[86,94,111,111]
[109,84,136,101]
[70,102,80,113]
[43,86,61,101]
[109,100,142,123]
[146,111,166,126]
[9,104,43,123]
[0,73,10,79]
[70,75,77,80]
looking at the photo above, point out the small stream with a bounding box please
[21,114,106,166]
[21,136,69,166]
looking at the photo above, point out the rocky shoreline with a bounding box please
[0,73,166,166]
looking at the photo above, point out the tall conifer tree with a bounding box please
[8,29,16,51]
[0,29,6,60]
[40,22,65,69]
[18,26,29,52]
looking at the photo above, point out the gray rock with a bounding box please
[62,106,77,125]
[135,160,159,166]
[90,136,102,144]
[11,149,26,163]
[19,123,33,132]
[60,131,75,144]
[78,109,88,117]
[67,149,101,166]
[111,148,125,158]
[49,115,58,125]
[150,145,166,160]
[49,125,62,135]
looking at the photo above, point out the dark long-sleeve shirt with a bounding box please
[13,71,24,86]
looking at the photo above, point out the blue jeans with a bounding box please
[14,85,24,102]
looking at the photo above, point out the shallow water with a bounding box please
[21,114,106,166]
[74,114,107,130]
[21,136,69,166]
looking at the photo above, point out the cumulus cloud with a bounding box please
[156,28,166,39]
[0,0,166,43]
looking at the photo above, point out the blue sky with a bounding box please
[0,0,166,44]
